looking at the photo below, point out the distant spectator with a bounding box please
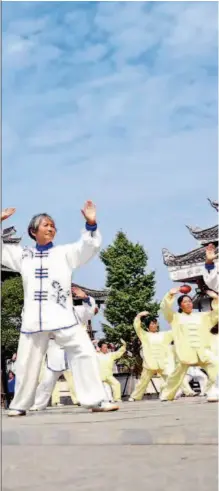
[7,371,15,403]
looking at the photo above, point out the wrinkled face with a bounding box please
[100,343,108,354]
[34,218,56,245]
[148,321,158,333]
[180,296,193,314]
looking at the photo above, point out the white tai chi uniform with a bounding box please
[185,367,208,395]
[203,263,218,292]
[32,297,97,410]
[202,263,218,400]
[2,225,106,412]
[206,333,219,401]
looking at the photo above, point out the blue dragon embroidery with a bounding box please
[51,281,70,309]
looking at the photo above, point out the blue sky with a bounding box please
[2,2,218,333]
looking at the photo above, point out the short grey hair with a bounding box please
[28,213,56,240]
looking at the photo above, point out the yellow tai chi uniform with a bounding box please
[97,343,126,401]
[160,293,218,401]
[50,371,78,406]
[165,344,197,398]
[130,317,173,401]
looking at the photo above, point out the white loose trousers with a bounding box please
[10,325,106,411]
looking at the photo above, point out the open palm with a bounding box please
[81,201,96,225]
[1,208,16,222]
[72,286,87,299]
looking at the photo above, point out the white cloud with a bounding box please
[2,1,218,314]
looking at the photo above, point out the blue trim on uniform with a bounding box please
[85,222,97,232]
[46,358,64,373]
[83,296,92,306]
[205,263,215,272]
[39,256,43,330]
[64,351,69,370]
[20,322,79,334]
[36,242,53,251]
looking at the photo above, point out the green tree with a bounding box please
[100,231,160,374]
[1,276,24,357]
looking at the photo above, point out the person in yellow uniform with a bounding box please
[129,313,173,401]
[97,340,126,402]
[159,287,218,402]
[166,343,198,398]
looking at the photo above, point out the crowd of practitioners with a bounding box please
[1,206,218,417]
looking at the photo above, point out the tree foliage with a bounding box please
[1,276,23,357]
[100,231,160,373]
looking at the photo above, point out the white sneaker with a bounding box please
[91,401,119,412]
[29,406,42,412]
[207,396,219,402]
[128,397,135,402]
[8,409,26,417]
[207,387,219,402]
[159,395,168,401]
[185,391,198,397]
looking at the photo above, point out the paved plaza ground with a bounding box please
[2,398,218,491]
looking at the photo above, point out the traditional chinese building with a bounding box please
[1,226,107,338]
[162,199,218,311]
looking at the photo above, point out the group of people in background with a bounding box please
[1,206,218,417]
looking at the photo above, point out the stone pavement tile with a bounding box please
[2,399,218,491]
[2,446,217,491]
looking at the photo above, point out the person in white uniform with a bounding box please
[30,293,98,411]
[184,366,208,396]
[202,245,219,401]
[1,205,118,416]
[203,244,218,292]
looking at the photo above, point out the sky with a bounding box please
[2,1,218,333]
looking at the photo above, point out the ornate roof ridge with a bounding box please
[3,237,22,244]
[162,245,218,267]
[208,198,219,212]
[72,282,107,294]
[186,224,218,243]
[2,225,22,244]
[71,282,108,300]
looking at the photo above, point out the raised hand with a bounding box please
[137,311,150,318]
[205,244,216,263]
[72,286,88,299]
[169,287,180,296]
[81,200,96,225]
[206,290,218,300]
[1,208,16,222]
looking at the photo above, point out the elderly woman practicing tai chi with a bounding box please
[1,205,118,416]
[159,287,218,403]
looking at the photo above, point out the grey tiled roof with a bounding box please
[162,245,218,267]
[186,225,218,244]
